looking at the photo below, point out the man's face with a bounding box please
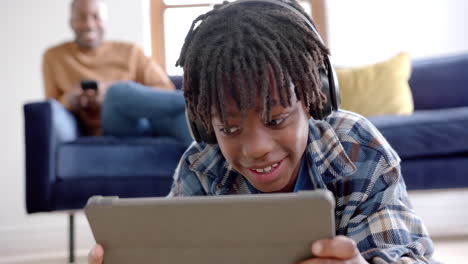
[211,84,311,193]
[70,0,106,49]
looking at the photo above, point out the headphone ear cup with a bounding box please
[196,121,217,144]
[324,57,341,111]
[185,111,217,144]
[310,68,333,120]
[186,110,201,142]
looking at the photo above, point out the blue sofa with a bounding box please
[24,76,187,215]
[369,53,468,190]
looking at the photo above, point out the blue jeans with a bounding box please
[101,81,193,146]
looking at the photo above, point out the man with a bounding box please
[89,0,433,263]
[43,0,192,145]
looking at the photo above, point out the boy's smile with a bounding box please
[211,85,311,193]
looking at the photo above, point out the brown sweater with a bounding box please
[42,41,174,109]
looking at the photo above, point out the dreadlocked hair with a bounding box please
[176,0,329,133]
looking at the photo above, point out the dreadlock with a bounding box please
[176,0,329,133]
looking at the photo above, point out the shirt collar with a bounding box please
[293,154,312,192]
[187,142,226,180]
[307,119,357,180]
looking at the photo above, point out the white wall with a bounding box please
[327,0,468,66]
[164,0,468,74]
[0,0,149,260]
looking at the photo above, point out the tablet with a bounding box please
[84,190,336,264]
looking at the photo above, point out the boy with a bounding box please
[89,0,433,263]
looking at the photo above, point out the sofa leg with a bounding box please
[69,213,75,263]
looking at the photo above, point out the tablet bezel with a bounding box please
[85,190,336,264]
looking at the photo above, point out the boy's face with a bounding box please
[211,82,311,193]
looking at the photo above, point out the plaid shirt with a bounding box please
[169,110,434,263]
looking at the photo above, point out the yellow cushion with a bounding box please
[337,52,414,117]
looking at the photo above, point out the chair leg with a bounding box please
[69,213,75,263]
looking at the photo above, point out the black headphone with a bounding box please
[187,0,340,144]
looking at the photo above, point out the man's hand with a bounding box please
[298,235,368,264]
[69,81,111,112]
[88,244,104,264]
[75,89,102,135]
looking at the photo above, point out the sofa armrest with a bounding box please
[169,75,183,90]
[24,99,80,213]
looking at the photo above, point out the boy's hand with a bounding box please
[88,244,104,264]
[298,235,368,264]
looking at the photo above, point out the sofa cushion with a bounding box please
[57,136,187,179]
[337,52,414,117]
[369,107,468,159]
[410,53,468,110]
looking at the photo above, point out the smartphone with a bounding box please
[80,80,98,92]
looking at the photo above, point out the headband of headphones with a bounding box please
[221,0,323,42]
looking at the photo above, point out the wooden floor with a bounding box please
[1,237,466,264]
[432,236,468,263]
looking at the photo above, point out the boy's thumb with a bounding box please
[88,244,104,264]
